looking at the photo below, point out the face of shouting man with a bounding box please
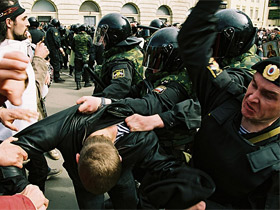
[241,72,280,132]
[6,12,29,41]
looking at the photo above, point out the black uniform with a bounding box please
[46,24,62,81]
[93,37,144,99]
[0,103,214,209]
[29,27,45,44]
[178,0,280,209]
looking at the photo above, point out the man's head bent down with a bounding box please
[77,135,122,195]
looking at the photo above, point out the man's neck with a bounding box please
[241,116,278,133]
[90,125,118,143]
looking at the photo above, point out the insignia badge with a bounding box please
[262,64,280,82]
[207,58,222,78]
[153,85,167,94]
[55,32,58,36]
[112,69,125,79]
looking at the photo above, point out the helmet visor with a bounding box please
[93,24,109,46]
[143,45,173,72]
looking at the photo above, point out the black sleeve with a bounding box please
[0,106,80,194]
[52,28,61,49]
[118,81,188,116]
[158,99,201,129]
[178,0,246,115]
[101,63,134,99]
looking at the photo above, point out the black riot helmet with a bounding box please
[93,13,132,50]
[143,27,182,73]
[50,18,60,27]
[149,19,165,34]
[213,9,257,60]
[149,19,165,29]
[28,17,39,28]
[78,24,87,32]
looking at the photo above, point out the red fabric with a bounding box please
[0,194,36,210]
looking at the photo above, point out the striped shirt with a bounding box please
[239,125,250,135]
[115,122,130,144]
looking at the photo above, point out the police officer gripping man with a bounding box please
[178,0,280,209]
[92,13,144,99]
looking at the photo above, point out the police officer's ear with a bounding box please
[76,153,80,164]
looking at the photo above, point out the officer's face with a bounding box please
[241,72,280,124]
[11,12,29,41]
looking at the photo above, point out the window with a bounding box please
[250,7,254,18]
[121,4,139,23]
[255,9,259,20]
[32,0,55,12]
[84,16,96,26]
[79,1,99,12]
[156,5,171,25]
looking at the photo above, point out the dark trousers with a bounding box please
[49,51,61,80]
[72,168,138,209]
[25,154,48,192]
[74,59,90,83]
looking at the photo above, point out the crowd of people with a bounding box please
[0,0,279,209]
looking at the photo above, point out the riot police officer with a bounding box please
[72,24,93,89]
[212,9,261,70]
[28,17,45,45]
[46,18,65,83]
[127,27,200,159]
[92,13,144,99]
[178,0,280,209]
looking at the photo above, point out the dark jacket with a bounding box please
[178,0,280,209]
[0,102,214,209]
[45,25,61,53]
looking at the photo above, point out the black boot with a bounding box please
[69,66,74,76]
[76,81,81,90]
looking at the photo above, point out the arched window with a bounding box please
[121,3,139,23]
[79,1,100,26]
[156,6,170,15]
[32,0,56,23]
[156,5,171,25]
[32,0,55,12]
[79,1,99,12]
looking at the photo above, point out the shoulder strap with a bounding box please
[249,126,280,144]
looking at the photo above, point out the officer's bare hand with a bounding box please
[0,51,29,106]
[20,184,49,210]
[77,96,111,114]
[77,96,101,113]
[0,107,39,131]
[125,114,164,132]
[0,137,28,168]
[34,41,49,59]
[185,201,206,210]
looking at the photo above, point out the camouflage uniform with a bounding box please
[72,31,93,85]
[128,67,200,159]
[93,45,144,99]
[220,44,262,74]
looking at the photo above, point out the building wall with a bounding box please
[226,0,279,28]
[20,0,197,26]
[20,0,278,28]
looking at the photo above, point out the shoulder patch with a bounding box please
[112,69,125,79]
[207,58,223,78]
[153,85,167,94]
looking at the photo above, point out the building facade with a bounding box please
[225,0,280,28]
[20,0,197,27]
[20,0,279,28]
